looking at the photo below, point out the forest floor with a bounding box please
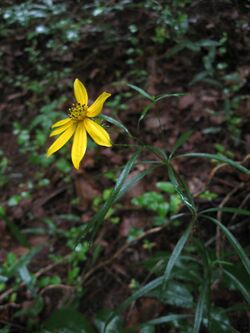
[0,1,249,332]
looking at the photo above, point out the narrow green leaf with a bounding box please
[117,165,158,200]
[202,215,250,275]
[99,114,132,137]
[94,310,123,333]
[223,270,250,304]
[150,281,193,308]
[169,130,192,159]
[193,280,208,333]
[118,276,164,312]
[201,207,250,216]
[163,219,195,284]
[128,83,155,101]
[155,92,185,102]
[209,307,240,333]
[167,164,196,214]
[221,303,248,314]
[177,153,250,176]
[227,324,241,332]
[140,325,155,333]
[142,314,190,326]
[194,239,210,273]
[189,72,208,86]
[108,222,194,327]
[197,39,220,47]
[76,149,141,244]
[138,103,154,126]
[146,145,168,162]
[113,150,141,192]
[192,240,211,333]
[100,278,165,330]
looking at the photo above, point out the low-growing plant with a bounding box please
[132,181,182,226]
[36,82,249,332]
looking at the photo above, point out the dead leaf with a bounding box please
[75,173,99,210]
[179,94,195,110]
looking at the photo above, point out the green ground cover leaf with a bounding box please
[202,215,250,275]
[178,153,250,176]
[43,307,95,333]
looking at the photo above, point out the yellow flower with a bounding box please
[47,78,112,169]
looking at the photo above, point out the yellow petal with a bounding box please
[47,123,76,157]
[50,120,74,137]
[84,118,112,147]
[86,92,111,118]
[71,121,87,169]
[74,78,88,106]
[51,117,72,128]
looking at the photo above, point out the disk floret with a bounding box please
[68,102,88,120]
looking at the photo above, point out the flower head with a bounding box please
[47,78,112,169]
